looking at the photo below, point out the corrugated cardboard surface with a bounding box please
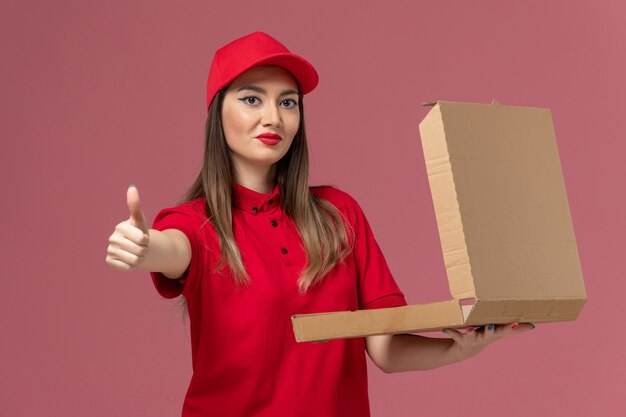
[463,299,587,325]
[291,100,587,343]
[293,300,464,343]
[420,101,586,301]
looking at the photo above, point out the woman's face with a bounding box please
[221,65,301,174]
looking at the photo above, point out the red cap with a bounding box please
[206,31,319,110]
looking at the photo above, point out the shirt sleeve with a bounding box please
[345,193,408,310]
[149,203,208,299]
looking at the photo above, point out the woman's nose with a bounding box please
[261,103,281,127]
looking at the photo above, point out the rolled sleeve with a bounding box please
[149,204,208,299]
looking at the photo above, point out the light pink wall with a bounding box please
[1,0,624,416]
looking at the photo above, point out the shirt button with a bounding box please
[281,247,288,254]
[252,207,258,214]
[271,220,278,227]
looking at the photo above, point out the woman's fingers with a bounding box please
[105,256,134,271]
[493,322,536,338]
[512,322,535,332]
[441,328,464,343]
[107,244,145,266]
[441,322,537,360]
[444,322,536,340]
[484,323,495,335]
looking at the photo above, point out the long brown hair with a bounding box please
[172,83,355,317]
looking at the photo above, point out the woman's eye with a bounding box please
[282,99,298,109]
[239,96,260,105]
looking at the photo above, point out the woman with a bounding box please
[106,31,534,417]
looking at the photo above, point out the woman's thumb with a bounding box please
[127,185,149,234]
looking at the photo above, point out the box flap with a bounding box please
[291,300,464,343]
[418,104,476,299]
[464,298,587,325]
[418,100,587,302]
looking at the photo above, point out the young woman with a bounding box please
[105,31,534,417]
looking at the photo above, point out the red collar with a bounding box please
[232,182,281,215]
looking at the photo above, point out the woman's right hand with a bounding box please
[105,185,151,271]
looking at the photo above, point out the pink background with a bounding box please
[2,0,624,416]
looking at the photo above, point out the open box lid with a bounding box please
[291,99,587,343]
[419,100,586,317]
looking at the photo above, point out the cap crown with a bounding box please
[206,31,318,110]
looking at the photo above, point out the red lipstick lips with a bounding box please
[256,132,282,146]
[256,133,282,140]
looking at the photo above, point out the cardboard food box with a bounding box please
[291,99,587,343]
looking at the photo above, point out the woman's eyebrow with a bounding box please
[237,85,298,97]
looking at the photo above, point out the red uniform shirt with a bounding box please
[150,183,407,417]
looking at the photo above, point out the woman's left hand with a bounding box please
[442,322,535,361]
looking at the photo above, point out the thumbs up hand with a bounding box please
[105,185,151,271]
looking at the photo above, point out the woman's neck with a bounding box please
[234,164,276,194]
